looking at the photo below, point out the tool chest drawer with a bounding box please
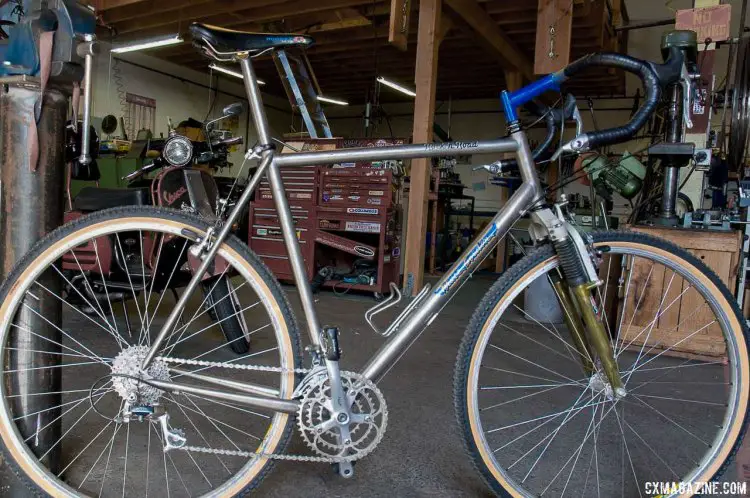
[319,168,394,208]
[255,166,318,205]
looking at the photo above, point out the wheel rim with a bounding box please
[466,240,747,498]
[0,215,297,497]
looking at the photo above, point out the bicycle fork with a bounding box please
[530,206,626,398]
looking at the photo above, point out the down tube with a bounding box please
[361,181,538,382]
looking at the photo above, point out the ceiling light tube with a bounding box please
[377,76,416,97]
[210,63,265,85]
[317,95,349,106]
[111,34,183,53]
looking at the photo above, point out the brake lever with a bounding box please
[550,134,591,162]
[572,105,583,136]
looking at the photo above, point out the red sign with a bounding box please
[675,5,731,44]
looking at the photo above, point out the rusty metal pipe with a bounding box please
[0,78,68,473]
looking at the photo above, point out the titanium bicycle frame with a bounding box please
[140,55,558,414]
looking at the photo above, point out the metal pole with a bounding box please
[658,84,683,223]
[0,77,68,474]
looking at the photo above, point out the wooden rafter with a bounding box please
[101,0,626,102]
[444,0,534,80]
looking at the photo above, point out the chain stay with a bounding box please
[157,356,368,463]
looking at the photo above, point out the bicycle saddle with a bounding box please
[189,23,314,55]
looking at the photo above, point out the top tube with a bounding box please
[500,71,565,123]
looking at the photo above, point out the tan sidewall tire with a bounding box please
[456,233,749,498]
[0,207,301,498]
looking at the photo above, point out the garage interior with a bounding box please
[0,0,749,496]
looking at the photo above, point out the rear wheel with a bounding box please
[455,231,749,497]
[0,206,302,497]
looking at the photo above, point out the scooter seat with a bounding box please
[73,187,151,212]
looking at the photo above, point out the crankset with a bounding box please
[145,357,388,467]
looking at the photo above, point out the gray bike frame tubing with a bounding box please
[143,55,544,384]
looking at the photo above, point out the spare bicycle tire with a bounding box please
[729,38,750,173]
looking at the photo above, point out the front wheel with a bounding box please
[455,230,749,497]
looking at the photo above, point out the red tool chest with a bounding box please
[319,168,394,208]
[246,139,405,295]
[247,204,315,281]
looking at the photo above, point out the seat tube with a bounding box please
[238,56,323,347]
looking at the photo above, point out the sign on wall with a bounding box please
[675,5,731,44]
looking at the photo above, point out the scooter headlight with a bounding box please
[163,135,193,167]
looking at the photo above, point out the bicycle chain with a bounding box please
[157,357,381,463]
[158,356,310,374]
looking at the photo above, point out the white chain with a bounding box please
[176,445,359,462]
[157,356,311,374]
[159,357,375,463]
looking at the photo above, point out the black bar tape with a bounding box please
[561,53,661,148]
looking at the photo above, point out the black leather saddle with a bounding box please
[74,187,151,212]
[189,23,314,55]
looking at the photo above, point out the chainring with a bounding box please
[296,370,387,460]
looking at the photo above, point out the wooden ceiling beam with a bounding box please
[112,0,279,35]
[443,0,534,80]
[101,0,213,24]
[114,0,379,36]
[94,0,148,11]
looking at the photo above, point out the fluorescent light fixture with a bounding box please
[377,76,416,97]
[111,34,183,53]
[209,63,265,85]
[317,95,349,106]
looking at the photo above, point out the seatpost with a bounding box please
[239,56,271,145]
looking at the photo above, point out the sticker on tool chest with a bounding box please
[344,221,381,233]
[346,207,379,215]
[367,198,382,205]
[368,190,385,196]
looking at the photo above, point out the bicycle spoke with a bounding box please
[624,418,680,480]
[19,303,108,364]
[181,395,242,452]
[488,343,582,385]
[612,405,642,497]
[163,300,262,355]
[93,238,124,346]
[168,394,232,475]
[33,280,125,348]
[121,421,130,498]
[142,235,165,347]
[183,392,270,420]
[143,238,189,344]
[114,233,146,335]
[511,302,588,366]
[61,252,120,338]
[79,418,121,490]
[500,317,584,366]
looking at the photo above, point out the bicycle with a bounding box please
[0,23,746,497]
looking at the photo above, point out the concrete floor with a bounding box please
[0,274,746,497]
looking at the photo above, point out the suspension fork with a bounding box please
[549,273,594,375]
[531,207,625,396]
